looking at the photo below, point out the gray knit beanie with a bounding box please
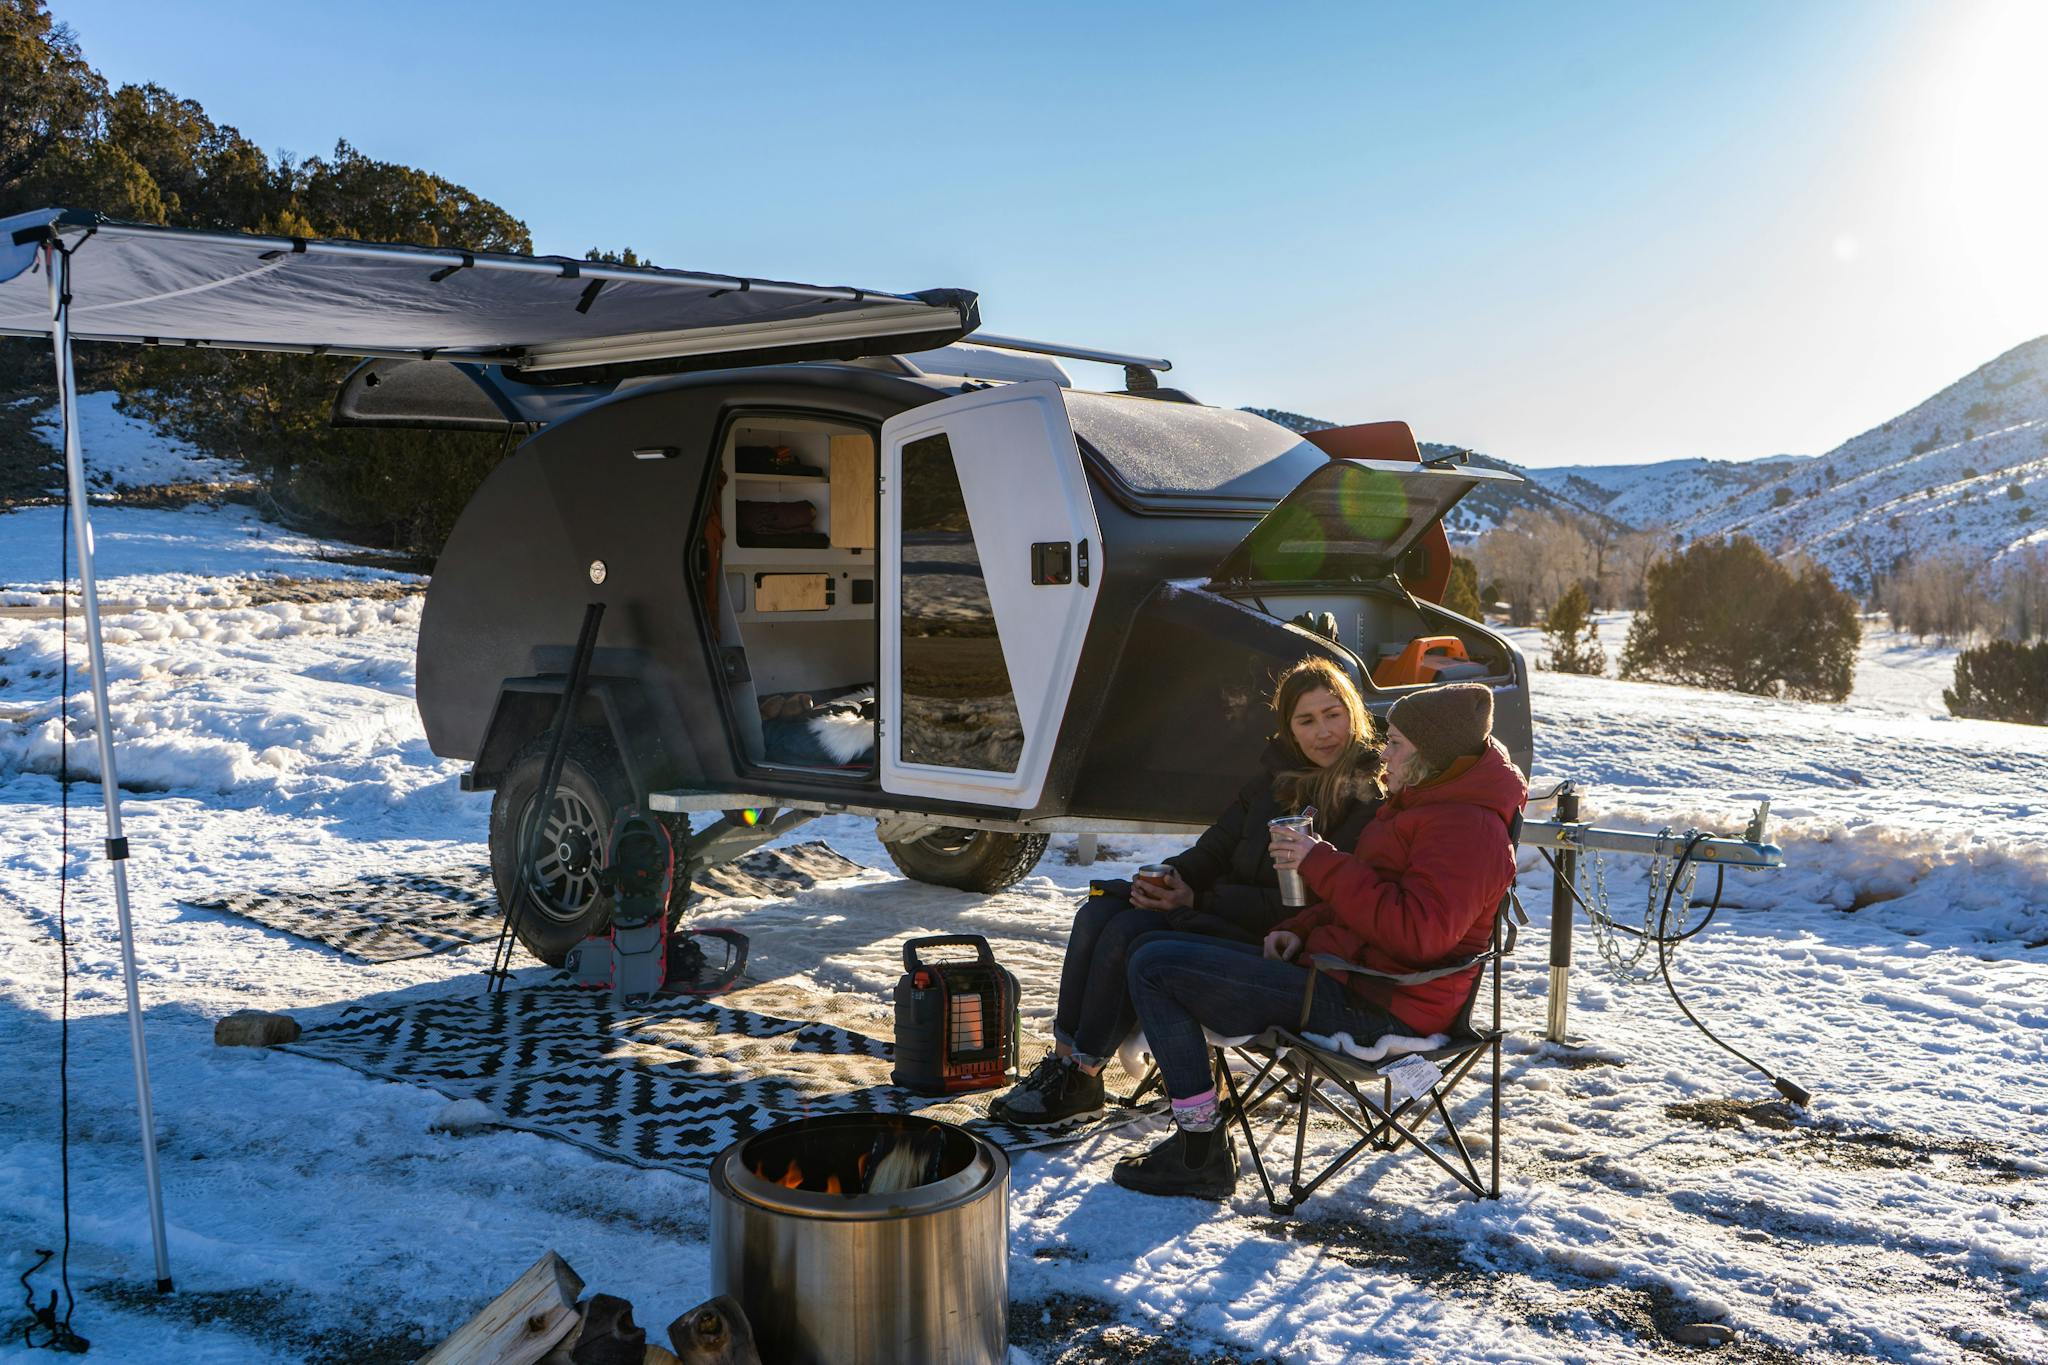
[1387,683,1494,770]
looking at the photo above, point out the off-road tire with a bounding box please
[488,735,690,966]
[881,827,1048,894]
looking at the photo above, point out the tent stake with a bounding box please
[45,241,175,1293]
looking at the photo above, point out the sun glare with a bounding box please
[1917,1,2048,319]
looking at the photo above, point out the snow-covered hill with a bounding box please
[1671,335,2048,590]
[1522,455,1807,536]
[1251,333,2048,584]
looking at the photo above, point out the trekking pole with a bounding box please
[1545,783,1580,1043]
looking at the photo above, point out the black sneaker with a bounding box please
[1111,1125,1237,1200]
[991,1052,1105,1127]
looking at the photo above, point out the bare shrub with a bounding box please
[1882,551,1997,643]
[1471,510,1596,626]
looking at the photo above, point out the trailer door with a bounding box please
[880,380,1102,809]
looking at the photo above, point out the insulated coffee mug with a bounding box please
[1269,815,1314,906]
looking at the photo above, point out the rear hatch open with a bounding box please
[1209,457,1521,587]
[1207,456,1525,689]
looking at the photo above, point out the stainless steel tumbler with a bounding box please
[1269,815,1314,906]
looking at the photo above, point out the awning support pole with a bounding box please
[44,241,175,1294]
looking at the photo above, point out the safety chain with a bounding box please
[1580,827,1704,982]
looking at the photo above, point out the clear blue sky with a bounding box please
[46,0,2048,466]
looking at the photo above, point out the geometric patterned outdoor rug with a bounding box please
[279,979,1160,1171]
[182,841,872,964]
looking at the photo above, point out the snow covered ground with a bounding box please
[2,439,2044,1362]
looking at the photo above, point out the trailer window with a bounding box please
[898,433,1025,773]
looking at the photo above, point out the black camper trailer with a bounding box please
[339,349,1531,963]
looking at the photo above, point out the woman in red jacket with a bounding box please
[1114,683,1524,1199]
[994,659,1381,1127]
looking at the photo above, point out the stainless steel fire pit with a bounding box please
[708,1113,1009,1364]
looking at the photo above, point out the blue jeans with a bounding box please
[1127,934,1409,1100]
[1051,889,1169,1064]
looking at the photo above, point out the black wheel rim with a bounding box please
[519,787,605,923]
[913,828,983,857]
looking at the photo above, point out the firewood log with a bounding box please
[667,1296,762,1365]
[417,1251,584,1365]
[567,1293,648,1365]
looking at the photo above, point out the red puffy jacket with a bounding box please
[1278,738,1526,1036]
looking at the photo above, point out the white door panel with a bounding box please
[880,381,1102,808]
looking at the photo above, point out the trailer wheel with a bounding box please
[488,737,690,966]
[881,827,1049,894]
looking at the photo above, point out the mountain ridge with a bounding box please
[1245,332,2048,589]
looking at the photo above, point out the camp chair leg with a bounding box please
[1120,1064,1163,1108]
[1373,1099,1489,1200]
[1430,1089,1484,1193]
[1220,1054,1286,1212]
[1489,1036,1502,1199]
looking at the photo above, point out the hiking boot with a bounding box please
[1111,1125,1237,1200]
[991,1052,1105,1127]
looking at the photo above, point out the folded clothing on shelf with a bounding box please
[736,444,824,478]
[738,499,819,537]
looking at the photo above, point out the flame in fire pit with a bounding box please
[745,1120,951,1196]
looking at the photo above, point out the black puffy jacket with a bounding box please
[1161,739,1378,944]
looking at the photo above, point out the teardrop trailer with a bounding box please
[0,208,1532,974]
[341,353,1536,962]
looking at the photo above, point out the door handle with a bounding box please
[1031,541,1073,586]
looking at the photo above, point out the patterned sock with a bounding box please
[1171,1088,1220,1133]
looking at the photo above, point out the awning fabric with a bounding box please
[0,208,977,379]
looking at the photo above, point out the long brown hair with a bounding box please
[1269,659,1383,831]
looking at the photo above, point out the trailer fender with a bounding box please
[461,675,672,799]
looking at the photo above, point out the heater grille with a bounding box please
[893,935,1019,1095]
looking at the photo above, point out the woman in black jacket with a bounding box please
[993,658,1382,1126]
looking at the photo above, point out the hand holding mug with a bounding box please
[1130,863,1193,911]
[1267,820,1327,869]
[1264,930,1303,961]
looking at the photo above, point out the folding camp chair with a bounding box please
[1221,821,1527,1214]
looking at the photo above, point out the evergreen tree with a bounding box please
[1619,537,1860,701]
[0,1,104,210]
[1943,640,2048,725]
[1543,581,1606,675]
[1444,554,1484,619]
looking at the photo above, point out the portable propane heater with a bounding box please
[893,935,1019,1095]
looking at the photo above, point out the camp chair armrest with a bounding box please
[1295,951,1493,1030]
[1305,952,1492,984]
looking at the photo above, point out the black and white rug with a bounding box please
[281,980,1160,1171]
[182,841,875,963]
[182,865,503,963]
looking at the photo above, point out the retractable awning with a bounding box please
[0,208,977,378]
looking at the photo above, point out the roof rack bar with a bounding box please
[967,331,1172,373]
